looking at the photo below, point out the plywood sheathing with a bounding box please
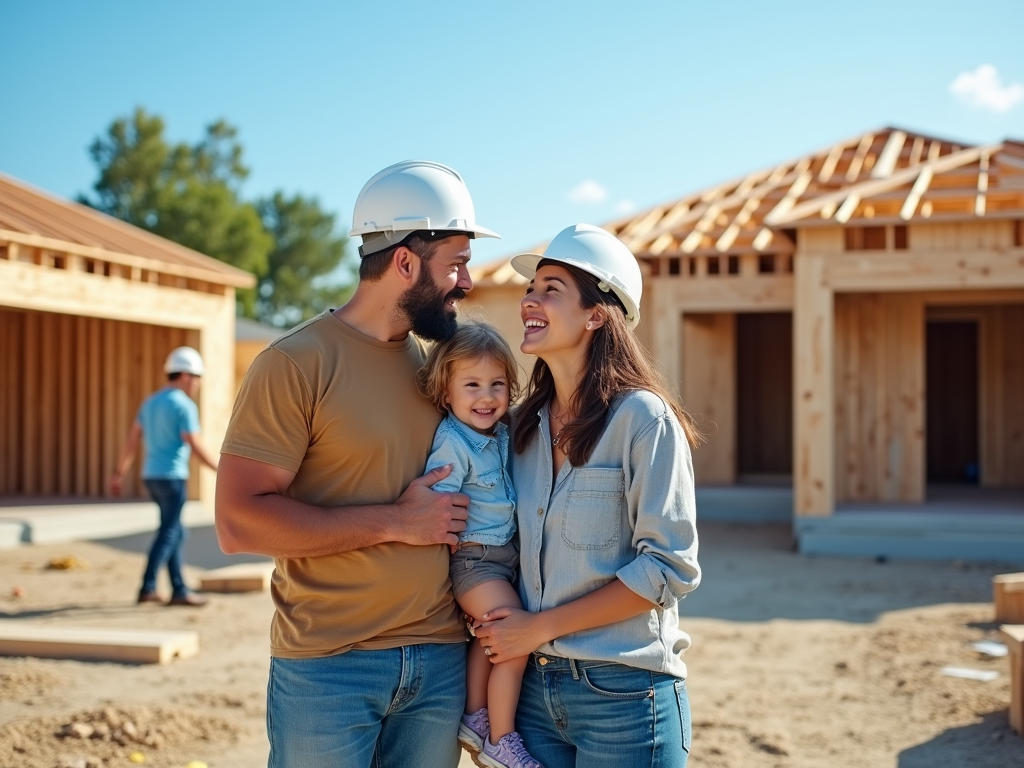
[994,573,1024,624]
[199,562,275,593]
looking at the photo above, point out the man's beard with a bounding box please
[398,267,465,342]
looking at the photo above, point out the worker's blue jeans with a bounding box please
[141,478,188,597]
[267,642,467,768]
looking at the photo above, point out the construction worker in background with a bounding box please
[110,346,219,606]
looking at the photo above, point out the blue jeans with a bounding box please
[141,478,188,596]
[267,642,467,768]
[516,655,690,768]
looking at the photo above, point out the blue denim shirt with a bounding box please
[426,414,517,546]
[512,391,700,678]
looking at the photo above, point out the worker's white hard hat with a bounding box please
[164,347,205,376]
[511,224,643,329]
[350,160,500,257]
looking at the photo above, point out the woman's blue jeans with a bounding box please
[141,478,188,597]
[267,642,467,768]
[516,654,691,768]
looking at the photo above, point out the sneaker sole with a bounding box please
[458,723,484,754]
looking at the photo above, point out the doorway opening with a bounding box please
[736,312,793,482]
[925,320,979,484]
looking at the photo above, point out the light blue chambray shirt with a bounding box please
[426,414,517,546]
[136,387,200,480]
[512,390,701,678]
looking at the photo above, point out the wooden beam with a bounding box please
[649,275,794,312]
[769,144,998,226]
[793,249,833,516]
[0,230,255,289]
[0,260,229,329]
[818,142,848,184]
[908,136,925,166]
[824,250,1024,292]
[835,194,861,224]
[871,131,907,179]
[845,133,875,182]
[976,152,990,217]
[900,167,934,220]
[0,622,199,665]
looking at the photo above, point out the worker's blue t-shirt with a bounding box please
[136,387,200,479]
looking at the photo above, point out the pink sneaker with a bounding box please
[458,707,489,753]
[479,731,544,768]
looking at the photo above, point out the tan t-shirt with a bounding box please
[221,311,465,658]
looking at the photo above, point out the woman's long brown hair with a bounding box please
[513,260,702,465]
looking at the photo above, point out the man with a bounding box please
[216,161,499,768]
[110,346,219,606]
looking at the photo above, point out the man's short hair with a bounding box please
[358,231,464,283]
[168,372,183,381]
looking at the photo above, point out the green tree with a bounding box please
[255,192,354,326]
[79,108,272,315]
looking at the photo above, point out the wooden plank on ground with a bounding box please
[199,562,275,593]
[0,622,199,665]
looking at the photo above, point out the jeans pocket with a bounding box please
[580,665,654,700]
[674,679,691,753]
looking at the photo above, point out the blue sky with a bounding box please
[1,0,1022,266]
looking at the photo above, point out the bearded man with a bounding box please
[215,161,499,768]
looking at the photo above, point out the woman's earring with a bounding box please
[586,322,593,330]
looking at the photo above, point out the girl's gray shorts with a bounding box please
[449,539,519,600]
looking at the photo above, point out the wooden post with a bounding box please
[1001,624,1024,736]
[794,231,836,516]
[648,279,682,396]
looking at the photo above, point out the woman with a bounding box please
[474,224,702,768]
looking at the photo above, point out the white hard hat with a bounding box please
[511,224,643,329]
[164,347,205,376]
[350,160,500,257]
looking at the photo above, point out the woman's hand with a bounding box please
[473,606,550,663]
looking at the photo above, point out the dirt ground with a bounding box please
[1,521,1022,768]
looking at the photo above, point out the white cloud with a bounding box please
[567,179,608,204]
[949,64,1024,112]
[615,199,636,214]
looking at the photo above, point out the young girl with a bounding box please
[418,322,544,768]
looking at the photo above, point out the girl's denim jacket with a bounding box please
[512,390,700,678]
[426,414,517,546]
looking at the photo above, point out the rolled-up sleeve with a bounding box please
[615,414,701,608]
[425,428,469,494]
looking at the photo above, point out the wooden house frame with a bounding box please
[0,173,255,505]
[468,128,1024,552]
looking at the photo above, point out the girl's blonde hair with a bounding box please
[417,321,521,412]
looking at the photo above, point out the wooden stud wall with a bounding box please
[834,293,926,503]
[0,308,194,499]
[682,313,736,485]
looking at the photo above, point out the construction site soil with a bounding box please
[1,522,1021,768]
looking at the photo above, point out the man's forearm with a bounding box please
[216,491,402,558]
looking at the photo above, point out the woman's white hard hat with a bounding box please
[511,224,643,329]
[164,347,205,376]
[350,160,500,257]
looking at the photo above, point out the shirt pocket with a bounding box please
[562,467,625,550]
[469,468,500,491]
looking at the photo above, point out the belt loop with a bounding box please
[569,658,580,680]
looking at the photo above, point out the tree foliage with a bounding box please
[80,108,351,323]
[255,192,352,325]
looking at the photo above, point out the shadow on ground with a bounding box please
[681,522,1005,623]
[95,525,270,570]
[897,710,1024,767]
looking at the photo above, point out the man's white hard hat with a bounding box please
[511,224,643,329]
[350,160,500,257]
[164,347,205,376]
